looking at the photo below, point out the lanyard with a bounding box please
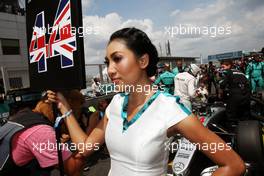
[121,90,160,132]
[99,111,105,120]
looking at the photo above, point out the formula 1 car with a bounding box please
[169,97,264,176]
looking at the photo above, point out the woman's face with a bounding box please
[105,40,145,87]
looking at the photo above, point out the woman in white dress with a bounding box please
[47,27,245,176]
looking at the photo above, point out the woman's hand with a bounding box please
[46,90,71,115]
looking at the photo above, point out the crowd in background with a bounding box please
[156,52,264,97]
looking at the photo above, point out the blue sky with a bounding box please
[80,0,264,75]
[83,0,213,29]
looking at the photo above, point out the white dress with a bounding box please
[105,91,191,176]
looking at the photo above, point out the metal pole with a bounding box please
[52,103,65,176]
[0,66,10,93]
[99,65,103,83]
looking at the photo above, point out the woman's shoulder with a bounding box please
[105,93,128,118]
[111,92,126,101]
[158,92,191,115]
[156,92,192,129]
[158,91,180,103]
[107,92,126,108]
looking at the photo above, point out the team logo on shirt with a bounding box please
[173,162,185,172]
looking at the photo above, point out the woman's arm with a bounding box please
[65,113,107,157]
[170,114,246,176]
[46,90,107,157]
[86,111,100,135]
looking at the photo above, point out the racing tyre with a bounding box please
[237,120,264,164]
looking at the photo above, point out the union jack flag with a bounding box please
[29,0,76,73]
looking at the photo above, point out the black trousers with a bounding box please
[208,78,218,95]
